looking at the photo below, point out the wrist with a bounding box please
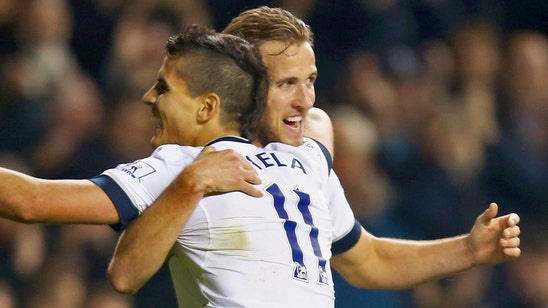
[462,233,477,267]
[178,166,210,197]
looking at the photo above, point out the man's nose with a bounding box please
[294,83,314,109]
[142,88,156,106]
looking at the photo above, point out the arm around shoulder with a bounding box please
[107,146,263,294]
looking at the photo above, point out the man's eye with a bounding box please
[306,75,318,86]
[280,80,294,87]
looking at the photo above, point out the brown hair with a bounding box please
[223,6,313,54]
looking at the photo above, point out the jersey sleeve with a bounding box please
[325,169,362,255]
[90,145,199,231]
[302,137,361,255]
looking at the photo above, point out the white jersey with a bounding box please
[91,136,359,308]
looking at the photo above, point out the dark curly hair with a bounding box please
[165,25,268,139]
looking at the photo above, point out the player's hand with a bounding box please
[467,203,521,265]
[184,146,262,197]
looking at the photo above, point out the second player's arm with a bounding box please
[0,167,119,224]
[331,203,521,289]
[107,164,204,294]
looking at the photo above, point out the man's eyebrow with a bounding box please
[276,71,318,84]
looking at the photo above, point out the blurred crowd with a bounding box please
[0,0,546,307]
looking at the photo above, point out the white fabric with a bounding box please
[98,137,356,308]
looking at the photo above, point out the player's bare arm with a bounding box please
[0,167,119,224]
[331,202,521,289]
[107,169,202,294]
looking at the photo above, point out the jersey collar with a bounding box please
[205,136,252,147]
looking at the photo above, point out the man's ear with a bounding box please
[197,93,220,123]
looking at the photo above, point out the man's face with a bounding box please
[256,41,317,146]
[142,56,200,148]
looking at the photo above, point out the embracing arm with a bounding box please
[106,166,203,294]
[107,147,262,294]
[0,167,119,224]
[331,203,521,289]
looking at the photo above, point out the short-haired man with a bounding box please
[106,6,521,308]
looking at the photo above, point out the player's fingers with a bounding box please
[504,225,520,239]
[503,247,521,259]
[478,203,498,225]
[500,237,520,248]
[236,157,260,184]
[240,158,257,172]
[238,183,263,198]
[243,168,261,185]
[507,213,520,226]
[200,146,217,154]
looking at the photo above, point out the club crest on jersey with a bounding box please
[293,262,308,281]
[116,161,156,181]
[318,265,329,285]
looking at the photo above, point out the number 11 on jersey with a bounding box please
[265,184,329,285]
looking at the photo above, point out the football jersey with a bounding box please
[91,136,360,308]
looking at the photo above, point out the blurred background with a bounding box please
[0,0,546,307]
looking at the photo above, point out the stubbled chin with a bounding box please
[282,125,304,146]
[286,139,302,147]
[150,137,160,148]
[150,129,163,148]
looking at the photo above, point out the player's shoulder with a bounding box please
[261,138,332,176]
[152,144,201,156]
[149,144,202,167]
[301,137,333,171]
[307,107,331,123]
[305,107,334,157]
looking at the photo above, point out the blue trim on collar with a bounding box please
[309,138,333,175]
[205,136,252,146]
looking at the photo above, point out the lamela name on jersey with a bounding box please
[245,151,307,174]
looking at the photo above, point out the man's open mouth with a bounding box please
[283,116,302,128]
